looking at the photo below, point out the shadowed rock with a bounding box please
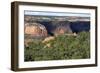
[51,21,72,36]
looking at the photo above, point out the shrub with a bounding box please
[24,31,90,61]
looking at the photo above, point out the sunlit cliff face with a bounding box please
[25,23,47,37]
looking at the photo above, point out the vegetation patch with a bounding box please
[24,31,90,61]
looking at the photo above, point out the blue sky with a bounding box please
[24,10,90,17]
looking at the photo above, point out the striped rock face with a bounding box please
[25,23,47,38]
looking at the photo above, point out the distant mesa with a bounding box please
[24,15,90,22]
